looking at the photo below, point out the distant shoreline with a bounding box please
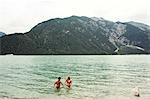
[1,54,150,56]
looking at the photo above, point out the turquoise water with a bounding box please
[0,55,150,99]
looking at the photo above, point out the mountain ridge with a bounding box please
[0,16,149,55]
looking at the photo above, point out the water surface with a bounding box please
[0,55,150,99]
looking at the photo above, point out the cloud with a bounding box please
[0,0,150,34]
[128,12,150,25]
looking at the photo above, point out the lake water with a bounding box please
[0,55,150,99]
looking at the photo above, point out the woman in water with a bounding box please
[54,77,63,89]
[65,77,72,88]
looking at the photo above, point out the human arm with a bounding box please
[61,81,64,86]
[54,81,56,87]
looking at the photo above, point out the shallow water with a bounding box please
[0,55,150,99]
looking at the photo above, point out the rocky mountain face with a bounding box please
[91,17,150,54]
[0,16,150,55]
[0,32,5,37]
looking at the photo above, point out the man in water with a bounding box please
[54,77,63,89]
[65,77,72,88]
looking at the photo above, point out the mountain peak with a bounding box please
[90,17,105,21]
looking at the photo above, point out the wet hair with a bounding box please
[68,77,70,80]
[58,77,61,80]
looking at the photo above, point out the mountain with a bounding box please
[0,32,5,37]
[0,16,150,55]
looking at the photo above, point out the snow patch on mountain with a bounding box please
[126,45,145,51]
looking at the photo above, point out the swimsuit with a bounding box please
[66,80,72,88]
[55,81,61,89]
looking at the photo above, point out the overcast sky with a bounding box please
[0,0,150,34]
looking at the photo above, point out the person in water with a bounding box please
[54,77,63,89]
[132,87,140,97]
[65,77,72,88]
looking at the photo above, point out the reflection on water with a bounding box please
[0,55,150,99]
